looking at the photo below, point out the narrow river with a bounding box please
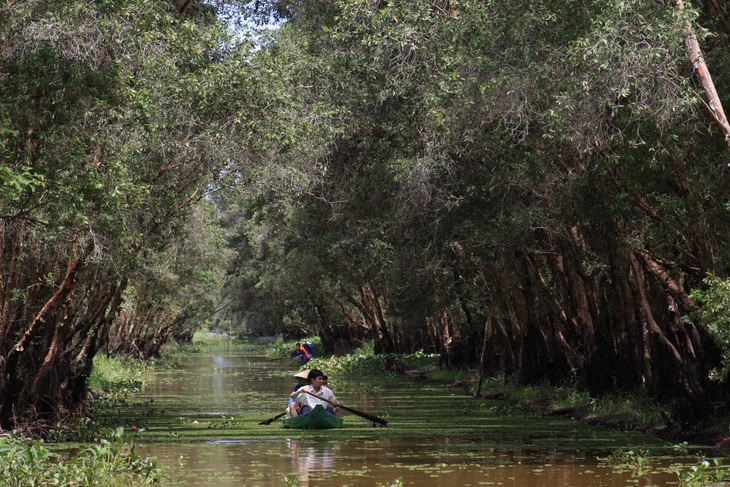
[114,342,718,486]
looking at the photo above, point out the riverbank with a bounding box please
[0,353,162,487]
[100,336,723,486]
[265,333,730,450]
[21,333,713,486]
[5,333,723,486]
[402,363,730,451]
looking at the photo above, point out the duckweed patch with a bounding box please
[88,342,720,486]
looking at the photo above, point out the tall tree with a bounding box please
[225,0,730,420]
[0,0,248,431]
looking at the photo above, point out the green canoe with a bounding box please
[282,404,343,429]
[290,356,308,367]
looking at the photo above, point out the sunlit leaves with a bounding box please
[690,275,730,382]
[223,0,730,395]
[0,0,256,426]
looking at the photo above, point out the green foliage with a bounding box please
[47,354,151,442]
[89,354,150,397]
[268,336,324,358]
[0,0,262,426]
[600,447,652,476]
[0,429,162,486]
[377,478,404,487]
[215,0,730,420]
[690,274,730,382]
[476,375,666,430]
[125,201,233,348]
[306,344,439,375]
[679,457,729,486]
[48,416,104,443]
[1,0,717,432]
[0,157,45,202]
[192,329,238,346]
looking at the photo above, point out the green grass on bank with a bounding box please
[473,375,668,431]
[409,367,671,433]
[89,354,151,397]
[4,354,163,486]
[0,428,162,486]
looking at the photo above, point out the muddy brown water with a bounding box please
[111,344,722,486]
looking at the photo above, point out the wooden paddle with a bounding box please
[258,411,287,425]
[303,389,388,426]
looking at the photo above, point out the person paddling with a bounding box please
[290,343,310,362]
[290,368,338,416]
[288,370,310,417]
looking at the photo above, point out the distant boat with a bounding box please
[290,356,308,367]
[282,405,343,429]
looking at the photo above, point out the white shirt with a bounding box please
[296,385,337,410]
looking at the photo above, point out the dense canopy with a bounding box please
[2,0,730,431]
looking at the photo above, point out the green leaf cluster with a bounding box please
[0,429,161,486]
[690,275,730,382]
[219,0,730,417]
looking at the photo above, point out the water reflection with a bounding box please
[135,436,689,487]
[124,345,712,487]
[286,439,336,486]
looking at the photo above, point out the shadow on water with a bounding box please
[106,344,713,486]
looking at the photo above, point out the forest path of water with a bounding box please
[107,343,715,486]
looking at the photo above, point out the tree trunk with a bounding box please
[676,0,730,151]
[343,283,395,353]
[1,250,84,430]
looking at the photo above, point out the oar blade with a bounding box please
[340,405,388,426]
[258,411,286,425]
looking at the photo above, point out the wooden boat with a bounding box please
[282,404,343,429]
[290,356,308,367]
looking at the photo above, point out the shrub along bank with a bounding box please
[413,364,730,449]
[0,428,162,487]
[0,354,161,486]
